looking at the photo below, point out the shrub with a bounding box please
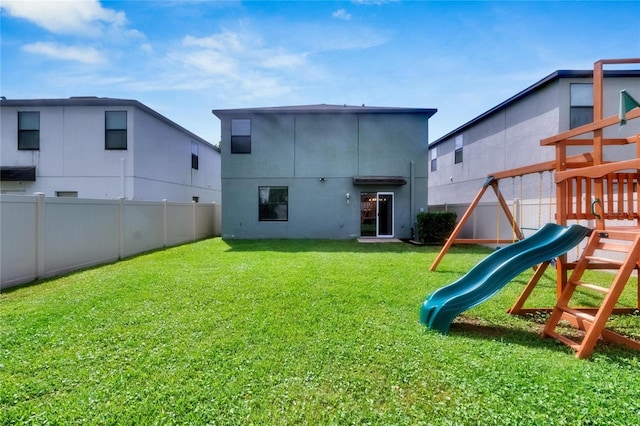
[417,211,457,244]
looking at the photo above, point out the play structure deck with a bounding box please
[422,58,640,359]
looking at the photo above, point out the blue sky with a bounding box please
[1,1,639,144]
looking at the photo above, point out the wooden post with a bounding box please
[555,142,568,296]
[429,180,491,271]
[490,179,524,241]
[592,60,606,230]
[508,260,550,314]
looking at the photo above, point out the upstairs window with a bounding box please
[454,135,463,164]
[430,147,437,172]
[191,142,199,169]
[231,118,251,154]
[259,186,288,221]
[105,111,127,150]
[18,111,40,150]
[570,84,593,129]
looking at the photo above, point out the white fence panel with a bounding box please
[166,202,196,247]
[195,203,216,240]
[43,198,120,278]
[1,194,219,289]
[0,195,37,286]
[121,201,165,258]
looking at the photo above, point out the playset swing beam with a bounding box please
[429,153,587,272]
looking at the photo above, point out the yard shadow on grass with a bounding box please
[449,319,640,364]
[223,239,444,254]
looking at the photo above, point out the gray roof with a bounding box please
[429,69,640,148]
[212,103,437,118]
[0,96,215,148]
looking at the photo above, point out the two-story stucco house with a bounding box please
[212,104,437,239]
[428,69,640,240]
[1,97,221,203]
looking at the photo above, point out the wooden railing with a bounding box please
[557,160,640,223]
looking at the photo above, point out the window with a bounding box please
[56,191,78,198]
[259,186,288,221]
[570,84,593,129]
[231,118,251,153]
[430,148,437,172]
[454,135,463,164]
[191,142,199,169]
[18,111,40,150]
[192,196,199,203]
[105,111,127,150]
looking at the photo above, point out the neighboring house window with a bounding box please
[231,118,251,154]
[56,191,78,197]
[430,148,437,172]
[191,142,199,169]
[454,135,463,164]
[259,186,288,221]
[105,111,127,150]
[18,111,40,150]
[570,84,593,129]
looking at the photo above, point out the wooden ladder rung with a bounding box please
[573,281,610,294]
[558,306,597,322]
[584,255,625,266]
[597,242,633,253]
[544,330,581,351]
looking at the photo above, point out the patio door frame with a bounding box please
[376,192,394,238]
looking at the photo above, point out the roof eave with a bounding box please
[429,69,640,148]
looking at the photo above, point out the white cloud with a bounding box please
[332,9,352,21]
[176,31,310,76]
[183,32,245,52]
[22,41,107,65]
[1,0,127,37]
[140,43,154,54]
[171,49,238,76]
[156,30,316,101]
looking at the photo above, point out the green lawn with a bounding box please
[1,239,639,425]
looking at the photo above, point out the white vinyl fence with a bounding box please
[1,193,221,289]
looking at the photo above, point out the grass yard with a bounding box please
[1,238,639,425]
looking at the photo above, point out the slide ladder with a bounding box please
[542,230,640,358]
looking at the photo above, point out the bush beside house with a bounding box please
[417,212,457,244]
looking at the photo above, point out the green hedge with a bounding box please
[416,211,457,244]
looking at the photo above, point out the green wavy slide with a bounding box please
[420,223,592,334]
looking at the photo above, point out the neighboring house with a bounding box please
[212,104,437,239]
[428,69,640,237]
[1,97,221,203]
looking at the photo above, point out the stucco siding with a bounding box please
[358,114,428,177]
[221,177,419,239]
[221,114,295,178]
[294,114,358,178]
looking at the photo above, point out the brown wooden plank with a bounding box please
[559,138,630,146]
[555,159,640,183]
[451,239,516,244]
[541,108,640,146]
[429,183,490,271]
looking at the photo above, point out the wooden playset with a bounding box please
[430,58,640,358]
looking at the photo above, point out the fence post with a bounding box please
[212,202,217,237]
[118,197,125,259]
[192,201,197,241]
[163,199,168,247]
[35,192,46,279]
